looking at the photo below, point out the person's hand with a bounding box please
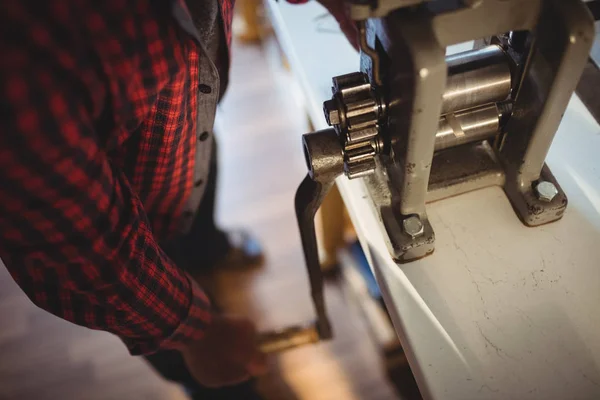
[318,0,360,50]
[180,314,267,388]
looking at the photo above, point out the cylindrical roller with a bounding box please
[435,104,500,151]
[442,45,512,115]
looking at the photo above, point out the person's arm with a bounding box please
[0,1,266,387]
[0,1,210,356]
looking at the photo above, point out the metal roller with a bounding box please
[435,104,500,151]
[442,45,512,115]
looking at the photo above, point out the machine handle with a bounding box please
[294,175,335,340]
[294,128,346,343]
[257,129,344,355]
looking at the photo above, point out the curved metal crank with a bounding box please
[256,129,343,353]
[294,175,335,340]
[294,128,345,341]
[256,23,382,353]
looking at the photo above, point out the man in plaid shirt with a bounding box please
[0,0,357,397]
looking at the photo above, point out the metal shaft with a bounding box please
[442,45,512,115]
[435,104,500,151]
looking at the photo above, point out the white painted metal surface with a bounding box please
[268,2,600,399]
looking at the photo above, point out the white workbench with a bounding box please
[268,2,600,399]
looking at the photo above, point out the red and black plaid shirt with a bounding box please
[0,0,302,355]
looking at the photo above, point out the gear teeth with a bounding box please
[327,72,383,179]
[346,126,379,145]
[346,144,375,163]
[346,158,377,179]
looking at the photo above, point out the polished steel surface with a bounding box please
[435,104,500,151]
[534,181,559,202]
[442,45,512,115]
[402,215,424,238]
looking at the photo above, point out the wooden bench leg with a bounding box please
[235,0,263,42]
[317,183,346,272]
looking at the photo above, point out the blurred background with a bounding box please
[0,3,420,399]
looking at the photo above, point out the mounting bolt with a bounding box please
[323,100,340,126]
[535,181,558,203]
[403,215,424,239]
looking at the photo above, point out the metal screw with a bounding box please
[535,181,558,202]
[403,215,424,239]
[323,100,340,126]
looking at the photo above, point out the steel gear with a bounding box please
[323,72,385,179]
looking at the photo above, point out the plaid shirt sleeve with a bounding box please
[0,1,211,355]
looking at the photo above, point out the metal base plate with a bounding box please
[365,141,508,263]
[504,164,568,227]
[364,140,567,262]
[428,140,505,202]
[364,162,435,264]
